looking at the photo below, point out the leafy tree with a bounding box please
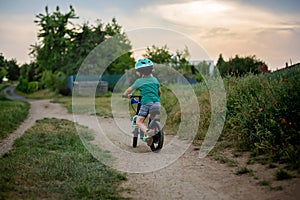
[0,54,8,83]
[217,54,267,77]
[216,53,225,69]
[19,62,41,82]
[143,45,172,64]
[65,22,106,75]
[68,18,134,75]
[5,59,20,81]
[31,6,78,72]
[143,45,191,74]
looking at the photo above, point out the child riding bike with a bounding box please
[123,58,161,146]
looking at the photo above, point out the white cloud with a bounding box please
[140,0,300,69]
[143,0,298,32]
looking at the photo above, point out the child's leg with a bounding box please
[136,116,148,133]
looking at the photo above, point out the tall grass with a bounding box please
[224,65,299,168]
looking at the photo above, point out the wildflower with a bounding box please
[229,79,233,83]
[258,107,263,112]
[283,78,289,82]
[219,109,224,113]
[281,118,286,124]
[263,83,268,89]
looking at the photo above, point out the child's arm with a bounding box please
[158,87,162,97]
[122,87,133,98]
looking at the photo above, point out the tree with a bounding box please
[216,54,225,69]
[0,53,8,83]
[217,54,267,77]
[19,62,41,82]
[5,59,20,81]
[65,21,106,75]
[143,45,192,76]
[31,6,78,72]
[143,45,172,64]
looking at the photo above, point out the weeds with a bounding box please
[214,155,237,167]
[236,167,253,175]
[275,169,293,180]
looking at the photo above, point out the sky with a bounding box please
[0,0,300,70]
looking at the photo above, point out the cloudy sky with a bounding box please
[0,0,299,70]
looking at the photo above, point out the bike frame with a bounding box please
[129,95,164,152]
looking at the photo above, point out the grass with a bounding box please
[235,167,253,175]
[257,180,270,186]
[214,155,238,167]
[0,118,128,199]
[0,95,30,140]
[15,88,57,99]
[52,96,113,118]
[275,169,293,180]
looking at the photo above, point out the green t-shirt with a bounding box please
[131,76,160,104]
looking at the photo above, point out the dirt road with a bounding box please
[1,85,299,200]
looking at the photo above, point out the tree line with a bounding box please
[1,5,269,94]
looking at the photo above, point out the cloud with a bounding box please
[140,0,300,69]
[143,0,299,34]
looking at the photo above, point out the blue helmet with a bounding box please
[135,58,153,70]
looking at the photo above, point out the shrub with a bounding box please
[27,81,38,93]
[16,78,38,94]
[16,77,28,93]
[224,66,300,168]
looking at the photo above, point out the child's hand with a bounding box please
[122,94,132,98]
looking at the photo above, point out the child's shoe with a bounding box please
[146,129,154,146]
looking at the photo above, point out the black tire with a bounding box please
[133,136,138,148]
[149,120,164,152]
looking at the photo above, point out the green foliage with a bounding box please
[27,81,38,93]
[0,118,127,199]
[235,167,253,175]
[257,180,270,186]
[0,53,8,83]
[143,45,191,76]
[19,62,41,82]
[0,97,29,139]
[16,78,38,94]
[16,78,28,93]
[144,45,172,64]
[217,54,267,77]
[31,6,78,72]
[275,169,293,180]
[0,53,20,82]
[224,65,300,168]
[4,59,19,81]
[31,7,134,76]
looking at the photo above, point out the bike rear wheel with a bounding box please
[148,120,164,152]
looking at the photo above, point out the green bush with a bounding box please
[224,66,300,168]
[27,82,37,93]
[16,77,28,93]
[16,78,38,94]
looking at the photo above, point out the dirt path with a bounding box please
[1,85,299,199]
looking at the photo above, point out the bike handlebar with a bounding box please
[130,95,142,98]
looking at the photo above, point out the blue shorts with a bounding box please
[138,102,160,118]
